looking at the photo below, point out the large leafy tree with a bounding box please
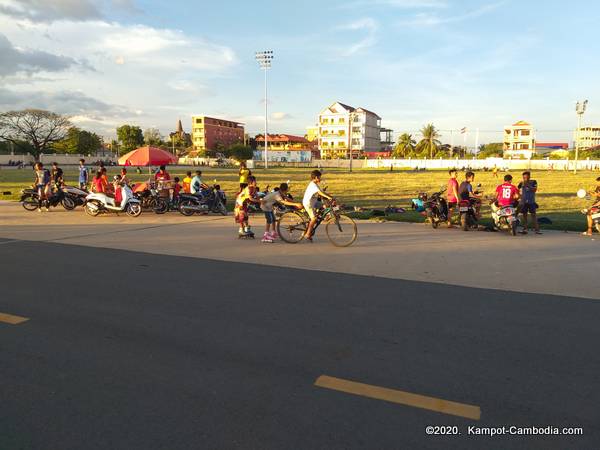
[116,125,144,155]
[0,109,71,160]
[143,127,164,146]
[393,133,416,157]
[54,127,103,155]
[477,142,503,159]
[224,143,253,162]
[416,123,441,158]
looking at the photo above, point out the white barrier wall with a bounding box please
[364,158,600,171]
[0,154,116,165]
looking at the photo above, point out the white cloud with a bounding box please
[272,112,292,121]
[0,15,237,137]
[337,18,379,56]
[398,2,503,27]
[0,0,141,23]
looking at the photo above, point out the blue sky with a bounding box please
[0,0,599,146]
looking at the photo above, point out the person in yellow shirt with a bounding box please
[238,162,251,190]
[182,171,192,193]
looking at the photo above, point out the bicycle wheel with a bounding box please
[326,213,357,247]
[277,211,307,244]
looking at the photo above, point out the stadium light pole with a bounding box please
[255,50,273,169]
[574,100,588,175]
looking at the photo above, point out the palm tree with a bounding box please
[417,123,441,158]
[393,133,416,157]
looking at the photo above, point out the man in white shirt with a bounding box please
[302,170,333,241]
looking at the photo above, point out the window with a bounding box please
[521,130,530,136]
[339,118,345,124]
[196,118,203,124]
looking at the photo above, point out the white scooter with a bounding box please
[84,183,142,217]
[490,201,519,236]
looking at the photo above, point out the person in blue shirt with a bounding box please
[78,159,88,189]
[190,170,209,196]
[518,171,541,235]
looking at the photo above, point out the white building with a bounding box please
[575,125,600,150]
[317,101,381,159]
[503,120,535,158]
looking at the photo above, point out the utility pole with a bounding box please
[574,100,588,175]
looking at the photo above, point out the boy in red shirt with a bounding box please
[495,174,520,207]
[172,176,182,203]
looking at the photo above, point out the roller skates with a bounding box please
[238,226,255,239]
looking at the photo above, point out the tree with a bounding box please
[54,127,103,155]
[416,123,441,158]
[143,127,163,146]
[0,109,71,160]
[116,125,144,155]
[477,142,503,159]
[224,143,253,162]
[393,133,416,158]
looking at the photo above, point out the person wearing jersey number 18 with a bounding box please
[495,174,520,208]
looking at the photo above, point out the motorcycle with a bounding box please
[63,185,88,208]
[178,184,227,216]
[490,201,520,236]
[21,185,75,211]
[581,205,600,233]
[411,189,448,228]
[458,184,483,231]
[84,183,142,217]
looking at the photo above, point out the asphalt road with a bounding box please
[1,240,599,450]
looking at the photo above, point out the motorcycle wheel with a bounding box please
[85,200,101,217]
[126,203,142,217]
[179,199,196,216]
[153,197,168,214]
[216,201,227,216]
[22,194,39,211]
[61,196,76,210]
[460,213,468,231]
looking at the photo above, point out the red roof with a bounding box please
[535,142,569,149]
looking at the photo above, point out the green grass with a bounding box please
[1,166,597,231]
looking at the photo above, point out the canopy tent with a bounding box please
[118,146,178,167]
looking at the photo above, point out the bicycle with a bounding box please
[276,198,358,247]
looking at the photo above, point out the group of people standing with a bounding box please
[446,169,541,234]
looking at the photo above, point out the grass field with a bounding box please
[1,165,598,231]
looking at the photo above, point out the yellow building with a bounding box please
[503,120,535,158]
[306,126,319,143]
[575,125,600,150]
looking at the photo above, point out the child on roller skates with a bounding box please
[235,175,260,238]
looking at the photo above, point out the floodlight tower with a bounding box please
[574,100,588,174]
[255,50,274,169]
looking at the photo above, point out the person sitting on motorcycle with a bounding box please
[190,170,209,197]
[582,176,600,236]
[458,171,482,219]
[112,175,123,206]
[120,168,129,186]
[91,170,107,194]
[495,174,520,208]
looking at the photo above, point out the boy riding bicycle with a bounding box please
[302,170,334,241]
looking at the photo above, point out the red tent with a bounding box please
[118,146,178,166]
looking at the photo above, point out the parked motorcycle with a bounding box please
[84,183,142,217]
[490,201,519,236]
[21,185,75,211]
[63,185,89,208]
[458,185,483,231]
[178,184,227,216]
[425,188,448,229]
[581,206,600,233]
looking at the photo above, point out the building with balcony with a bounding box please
[317,101,381,159]
[574,125,600,150]
[503,120,535,158]
[191,115,244,155]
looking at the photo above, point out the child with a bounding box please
[302,170,333,241]
[172,176,182,204]
[260,183,302,242]
[182,171,192,193]
[234,175,260,237]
